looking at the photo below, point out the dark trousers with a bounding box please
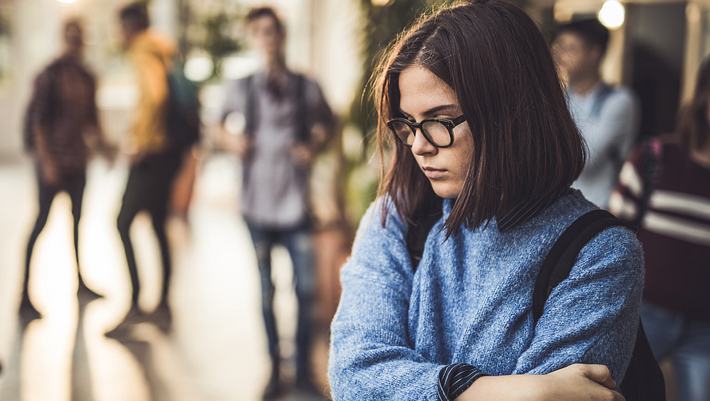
[246,221,316,383]
[23,166,86,298]
[117,151,180,306]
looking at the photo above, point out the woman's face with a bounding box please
[398,65,474,198]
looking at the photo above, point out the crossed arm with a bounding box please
[328,201,643,401]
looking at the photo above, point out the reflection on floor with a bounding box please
[0,155,330,401]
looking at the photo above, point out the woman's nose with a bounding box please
[411,128,437,156]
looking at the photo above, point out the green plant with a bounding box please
[178,1,242,82]
[199,11,242,80]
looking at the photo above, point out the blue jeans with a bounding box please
[246,222,316,382]
[641,302,710,401]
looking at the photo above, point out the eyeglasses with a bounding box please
[386,115,466,148]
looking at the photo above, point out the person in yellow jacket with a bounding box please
[107,2,181,337]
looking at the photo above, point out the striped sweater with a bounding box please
[610,139,710,321]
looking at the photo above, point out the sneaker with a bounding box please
[19,297,42,324]
[262,376,283,400]
[104,305,147,338]
[262,359,283,400]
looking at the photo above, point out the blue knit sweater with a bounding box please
[328,190,644,400]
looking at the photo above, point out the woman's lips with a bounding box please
[422,166,447,180]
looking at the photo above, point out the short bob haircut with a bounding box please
[677,56,710,152]
[373,0,586,234]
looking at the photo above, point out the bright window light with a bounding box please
[185,52,214,82]
[598,0,626,30]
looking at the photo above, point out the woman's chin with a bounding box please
[430,181,461,199]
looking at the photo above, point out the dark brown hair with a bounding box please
[245,6,285,35]
[64,17,83,33]
[555,19,610,55]
[373,0,586,234]
[119,2,150,32]
[677,57,710,151]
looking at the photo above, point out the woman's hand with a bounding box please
[457,364,624,401]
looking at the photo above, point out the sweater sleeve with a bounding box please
[328,199,445,401]
[512,226,644,384]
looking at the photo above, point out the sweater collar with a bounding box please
[441,188,572,232]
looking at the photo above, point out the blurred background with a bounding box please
[0,0,707,400]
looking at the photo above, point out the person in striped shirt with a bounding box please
[609,57,710,401]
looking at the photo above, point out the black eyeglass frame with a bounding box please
[386,115,467,148]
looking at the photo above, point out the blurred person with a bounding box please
[553,19,639,208]
[220,6,336,399]
[20,18,114,322]
[609,57,710,401]
[107,2,182,337]
[328,2,657,401]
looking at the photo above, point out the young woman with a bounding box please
[610,57,710,401]
[328,1,643,400]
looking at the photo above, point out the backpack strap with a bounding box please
[244,73,258,139]
[532,210,627,322]
[531,209,666,401]
[590,83,614,119]
[294,73,310,143]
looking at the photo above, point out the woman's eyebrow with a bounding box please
[422,104,460,117]
[398,104,460,120]
[399,109,414,120]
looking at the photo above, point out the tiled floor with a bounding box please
[0,155,329,401]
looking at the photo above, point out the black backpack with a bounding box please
[407,209,665,401]
[164,62,201,152]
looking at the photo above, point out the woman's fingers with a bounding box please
[576,364,617,389]
[610,390,627,401]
